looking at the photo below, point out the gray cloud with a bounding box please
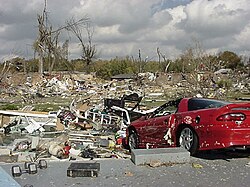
[0,0,250,61]
[179,0,250,38]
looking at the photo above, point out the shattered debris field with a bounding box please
[0,71,249,186]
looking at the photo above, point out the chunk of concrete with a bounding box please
[0,148,10,156]
[131,147,190,166]
[31,136,40,150]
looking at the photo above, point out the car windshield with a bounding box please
[152,99,181,117]
[154,105,177,116]
[188,98,231,111]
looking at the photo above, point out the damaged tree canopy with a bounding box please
[34,0,92,74]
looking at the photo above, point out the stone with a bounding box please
[131,147,190,166]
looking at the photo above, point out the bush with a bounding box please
[217,79,232,89]
[0,104,19,110]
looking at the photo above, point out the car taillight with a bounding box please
[217,113,246,121]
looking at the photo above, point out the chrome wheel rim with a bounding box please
[179,127,193,150]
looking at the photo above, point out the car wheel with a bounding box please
[128,131,138,150]
[178,127,198,155]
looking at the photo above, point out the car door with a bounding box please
[142,115,169,145]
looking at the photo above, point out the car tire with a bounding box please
[178,126,198,155]
[128,131,138,150]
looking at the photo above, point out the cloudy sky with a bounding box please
[0,0,250,61]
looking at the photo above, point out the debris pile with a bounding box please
[0,70,249,163]
[0,92,137,162]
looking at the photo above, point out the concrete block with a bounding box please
[31,136,40,150]
[0,148,10,156]
[131,147,190,166]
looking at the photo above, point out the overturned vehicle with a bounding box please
[125,97,250,155]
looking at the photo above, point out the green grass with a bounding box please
[0,96,73,112]
[0,104,21,110]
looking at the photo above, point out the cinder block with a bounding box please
[131,147,190,166]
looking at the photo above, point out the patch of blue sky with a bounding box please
[151,0,191,15]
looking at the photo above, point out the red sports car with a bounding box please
[126,98,250,155]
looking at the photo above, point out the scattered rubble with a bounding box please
[192,163,203,169]
[148,160,162,168]
[124,171,134,177]
[0,70,249,164]
[245,162,250,167]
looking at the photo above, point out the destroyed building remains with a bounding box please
[0,70,249,163]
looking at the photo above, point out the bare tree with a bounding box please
[156,47,171,72]
[0,61,12,83]
[34,0,90,74]
[135,49,150,73]
[34,0,48,74]
[66,18,96,71]
[180,39,224,97]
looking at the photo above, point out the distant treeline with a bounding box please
[1,50,248,79]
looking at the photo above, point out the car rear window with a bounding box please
[188,98,230,111]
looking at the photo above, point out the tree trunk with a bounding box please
[39,55,44,74]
